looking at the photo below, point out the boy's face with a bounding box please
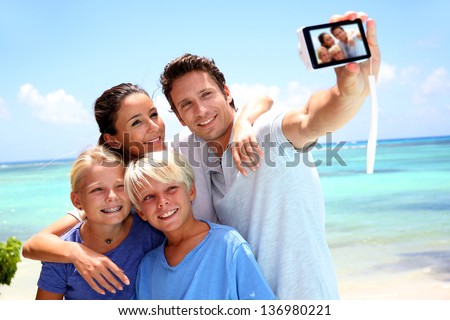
[169,70,235,148]
[71,164,131,225]
[135,178,196,234]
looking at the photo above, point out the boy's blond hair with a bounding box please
[124,150,194,211]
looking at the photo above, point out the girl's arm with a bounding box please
[22,213,129,295]
[232,96,273,175]
[35,288,64,300]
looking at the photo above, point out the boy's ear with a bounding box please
[103,133,121,148]
[188,183,196,202]
[136,209,148,221]
[70,192,82,210]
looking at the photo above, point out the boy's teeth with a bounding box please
[159,209,177,219]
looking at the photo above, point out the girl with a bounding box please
[35,146,163,299]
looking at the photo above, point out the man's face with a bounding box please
[169,71,235,149]
[332,27,348,42]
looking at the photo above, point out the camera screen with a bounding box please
[303,19,371,69]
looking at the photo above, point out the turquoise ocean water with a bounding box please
[1,136,449,290]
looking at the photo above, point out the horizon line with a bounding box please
[1,134,449,166]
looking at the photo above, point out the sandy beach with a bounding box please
[1,255,449,300]
[0,257,40,300]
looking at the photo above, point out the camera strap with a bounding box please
[366,57,378,174]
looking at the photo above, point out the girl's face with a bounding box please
[105,93,166,159]
[318,47,331,63]
[72,164,131,225]
[135,178,196,235]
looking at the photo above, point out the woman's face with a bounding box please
[323,34,335,48]
[105,93,166,159]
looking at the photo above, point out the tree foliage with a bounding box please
[0,237,22,286]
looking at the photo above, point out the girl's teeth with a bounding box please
[102,206,121,213]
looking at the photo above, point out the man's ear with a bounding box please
[70,192,82,210]
[224,85,233,105]
[103,133,121,148]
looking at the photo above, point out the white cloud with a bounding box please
[420,67,450,94]
[0,98,10,119]
[229,83,280,106]
[17,84,91,124]
[229,82,314,113]
[377,62,396,86]
[413,67,450,105]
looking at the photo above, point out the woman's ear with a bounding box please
[70,192,82,210]
[103,133,121,148]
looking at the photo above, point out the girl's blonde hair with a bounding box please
[124,150,194,211]
[70,145,123,193]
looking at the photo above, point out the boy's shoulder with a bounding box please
[205,220,247,244]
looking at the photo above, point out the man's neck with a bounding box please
[206,121,234,157]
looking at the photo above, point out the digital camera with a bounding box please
[297,19,371,71]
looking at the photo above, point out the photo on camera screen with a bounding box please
[303,19,371,69]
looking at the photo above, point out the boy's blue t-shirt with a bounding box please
[37,211,164,300]
[134,220,276,300]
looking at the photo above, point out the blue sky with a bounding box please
[1,1,449,163]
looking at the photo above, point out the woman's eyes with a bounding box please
[131,119,142,127]
[131,113,158,126]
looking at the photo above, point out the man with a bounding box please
[331,24,366,58]
[161,12,380,300]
